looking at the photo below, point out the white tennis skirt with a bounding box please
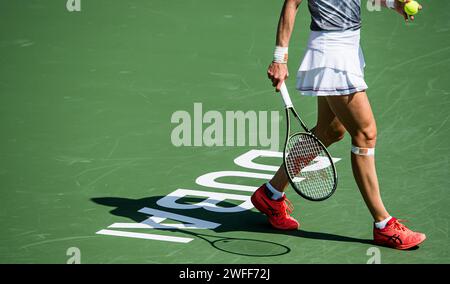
[296,29,368,96]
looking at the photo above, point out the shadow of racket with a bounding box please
[177,230,291,257]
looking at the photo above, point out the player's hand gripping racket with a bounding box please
[278,82,337,201]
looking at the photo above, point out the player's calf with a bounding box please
[312,125,346,147]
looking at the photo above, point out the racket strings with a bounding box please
[285,134,335,200]
[291,144,332,199]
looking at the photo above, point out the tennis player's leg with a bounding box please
[251,97,346,230]
[325,92,389,221]
[326,91,426,249]
[270,96,346,192]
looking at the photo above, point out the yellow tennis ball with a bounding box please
[404,1,420,16]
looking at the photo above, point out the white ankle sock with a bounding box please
[375,216,392,229]
[265,182,285,200]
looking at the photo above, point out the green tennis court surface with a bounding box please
[1,0,449,264]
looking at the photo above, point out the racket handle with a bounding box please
[279,82,293,108]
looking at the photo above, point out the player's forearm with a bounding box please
[276,0,302,47]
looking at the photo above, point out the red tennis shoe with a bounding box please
[251,184,299,230]
[373,217,426,250]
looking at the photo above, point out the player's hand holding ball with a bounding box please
[395,0,422,21]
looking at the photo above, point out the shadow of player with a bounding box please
[92,195,377,257]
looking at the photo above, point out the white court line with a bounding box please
[96,229,193,243]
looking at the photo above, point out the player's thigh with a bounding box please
[325,92,377,146]
[316,97,346,138]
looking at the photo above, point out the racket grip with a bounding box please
[279,82,293,108]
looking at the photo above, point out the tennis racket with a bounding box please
[278,82,337,201]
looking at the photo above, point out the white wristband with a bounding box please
[386,0,396,9]
[273,46,288,64]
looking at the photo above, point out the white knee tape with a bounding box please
[351,145,375,156]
